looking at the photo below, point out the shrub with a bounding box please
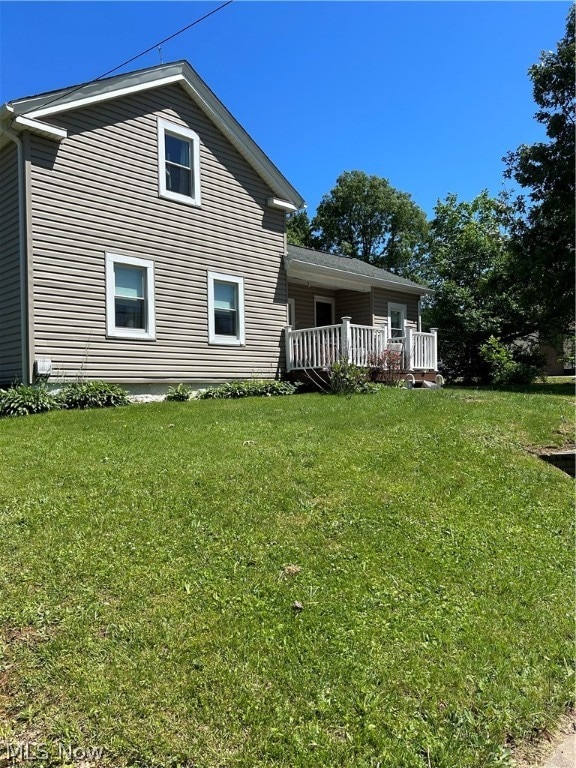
[327,359,374,395]
[197,380,299,399]
[366,348,405,386]
[479,336,544,386]
[57,381,130,409]
[165,384,193,402]
[0,384,59,417]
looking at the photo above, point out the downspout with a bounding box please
[2,123,31,384]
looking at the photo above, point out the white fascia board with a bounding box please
[23,75,184,119]
[0,105,67,144]
[177,65,304,208]
[267,198,298,212]
[13,116,67,140]
[14,62,305,209]
[286,259,432,295]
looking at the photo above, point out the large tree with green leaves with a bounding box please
[424,191,530,383]
[286,210,316,248]
[311,170,429,277]
[504,6,575,342]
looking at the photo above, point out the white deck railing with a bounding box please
[410,330,437,371]
[285,317,438,372]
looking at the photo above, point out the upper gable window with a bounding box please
[158,118,201,207]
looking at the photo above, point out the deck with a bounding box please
[285,317,438,373]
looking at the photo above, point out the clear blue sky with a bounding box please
[0,1,571,217]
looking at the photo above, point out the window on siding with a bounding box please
[208,272,245,346]
[388,302,407,339]
[106,253,155,340]
[287,298,295,327]
[158,118,201,206]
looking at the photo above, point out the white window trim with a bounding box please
[208,271,245,346]
[105,253,156,340]
[158,117,201,207]
[388,302,407,338]
[314,295,335,326]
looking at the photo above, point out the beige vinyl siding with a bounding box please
[335,290,371,326]
[372,287,419,327]
[287,283,374,329]
[0,143,23,384]
[287,284,336,329]
[29,84,287,383]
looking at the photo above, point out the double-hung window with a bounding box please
[106,253,155,339]
[158,118,201,206]
[208,272,245,346]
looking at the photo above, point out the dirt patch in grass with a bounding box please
[510,711,576,767]
[0,624,55,719]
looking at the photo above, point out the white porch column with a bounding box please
[404,319,412,371]
[430,328,438,371]
[341,317,351,362]
[284,325,293,372]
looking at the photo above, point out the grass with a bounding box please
[0,387,573,767]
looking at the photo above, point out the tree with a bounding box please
[424,191,531,383]
[311,170,429,277]
[504,6,575,342]
[286,210,316,248]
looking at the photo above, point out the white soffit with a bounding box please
[13,115,67,140]
[286,259,430,295]
[267,198,298,212]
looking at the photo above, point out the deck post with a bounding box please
[430,328,438,371]
[284,325,293,372]
[341,317,352,363]
[404,320,412,372]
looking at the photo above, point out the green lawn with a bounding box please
[0,387,573,767]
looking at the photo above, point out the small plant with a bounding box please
[0,383,59,417]
[165,383,193,402]
[197,380,299,399]
[327,358,371,395]
[57,381,130,409]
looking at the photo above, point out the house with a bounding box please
[540,336,575,376]
[0,60,437,392]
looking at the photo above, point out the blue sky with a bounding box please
[0,1,570,217]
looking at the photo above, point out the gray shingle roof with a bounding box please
[286,244,431,293]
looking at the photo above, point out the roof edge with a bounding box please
[4,61,305,209]
[286,257,433,295]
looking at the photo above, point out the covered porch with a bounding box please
[284,245,438,377]
[285,316,438,373]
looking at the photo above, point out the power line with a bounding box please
[93,0,234,81]
[23,0,234,113]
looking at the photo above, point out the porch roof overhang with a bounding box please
[285,246,433,296]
